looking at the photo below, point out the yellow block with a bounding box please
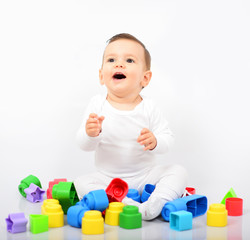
[207,203,227,227]
[41,199,64,228]
[82,210,104,235]
[105,202,124,226]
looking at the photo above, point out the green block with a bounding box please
[221,188,237,204]
[30,215,48,234]
[119,205,142,229]
[18,175,42,197]
[52,182,79,214]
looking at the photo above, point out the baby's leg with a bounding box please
[141,164,188,220]
[123,164,188,220]
[74,172,112,200]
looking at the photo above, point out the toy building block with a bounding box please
[127,189,141,203]
[106,178,129,202]
[161,194,207,221]
[52,182,79,214]
[82,210,104,235]
[41,199,64,227]
[170,210,192,231]
[24,183,45,203]
[225,197,243,216]
[47,178,67,199]
[67,202,89,228]
[5,213,28,234]
[82,189,109,212]
[18,175,42,197]
[119,205,142,229]
[105,202,125,226]
[207,203,227,227]
[221,188,237,205]
[185,187,196,196]
[30,214,49,234]
[141,184,155,202]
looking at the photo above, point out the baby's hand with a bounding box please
[137,128,157,151]
[86,113,105,137]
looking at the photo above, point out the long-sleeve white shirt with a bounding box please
[76,94,174,177]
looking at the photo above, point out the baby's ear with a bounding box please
[141,70,152,88]
[99,69,105,85]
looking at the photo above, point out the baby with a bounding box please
[74,33,188,220]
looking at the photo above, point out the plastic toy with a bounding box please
[82,189,109,212]
[225,197,243,216]
[24,183,45,203]
[105,202,125,226]
[18,175,42,197]
[119,205,142,229]
[221,188,237,204]
[82,210,104,235]
[67,202,89,228]
[185,187,196,196]
[161,194,207,221]
[41,199,64,227]
[170,210,192,231]
[106,178,129,202]
[127,189,141,203]
[47,178,67,199]
[5,213,28,234]
[207,203,227,227]
[30,214,49,234]
[52,182,79,214]
[141,184,155,202]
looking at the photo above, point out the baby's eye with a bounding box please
[127,58,134,63]
[107,58,115,63]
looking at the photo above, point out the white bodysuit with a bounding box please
[74,94,188,220]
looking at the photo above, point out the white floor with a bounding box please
[1,195,249,240]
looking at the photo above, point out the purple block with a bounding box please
[6,213,28,233]
[24,183,45,202]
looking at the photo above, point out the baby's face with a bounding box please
[99,39,151,98]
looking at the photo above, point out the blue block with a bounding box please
[161,194,207,221]
[82,189,109,212]
[170,211,192,231]
[67,203,89,228]
[127,189,141,203]
[141,184,155,203]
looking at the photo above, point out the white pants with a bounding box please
[74,164,188,202]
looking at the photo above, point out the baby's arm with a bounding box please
[137,128,157,151]
[76,95,105,151]
[137,98,174,154]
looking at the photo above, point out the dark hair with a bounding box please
[106,33,151,70]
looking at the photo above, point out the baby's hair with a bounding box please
[106,33,151,70]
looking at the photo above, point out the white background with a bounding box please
[0,0,250,223]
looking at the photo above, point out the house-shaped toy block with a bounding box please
[52,182,79,214]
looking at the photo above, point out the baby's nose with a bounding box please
[115,61,125,68]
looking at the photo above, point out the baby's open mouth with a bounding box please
[113,73,126,80]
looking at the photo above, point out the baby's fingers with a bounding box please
[144,142,155,151]
[137,133,151,144]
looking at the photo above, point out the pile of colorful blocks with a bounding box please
[6,175,243,235]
